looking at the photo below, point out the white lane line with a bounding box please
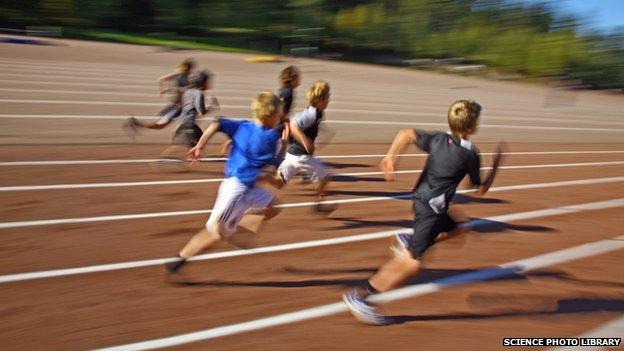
[2,197,624,285]
[95,234,624,351]
[0,79,262,94]
[0,157,227,166]
[1,151,621,167]
[4,87,623,126]
[2,151,624,167]
[3,161,624,192]
[326,120,624,132]
[0,98,237,108]
[1,176,623,230]
[0,60,267,77]
[0,113,161,120]
[550,315,624,351]
[0,111,622,132]
[0,88,253,102]
[5,79,620,119]
[0,72,271,84]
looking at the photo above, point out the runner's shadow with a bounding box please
[390,298,624,324]
[328,217,413,230]
[324,161,371,169]
[470,218,555,234]
[332,175,387,183]
[279,266,378,275]
[171,268,561,289]
[327,190,411,198]
[452,193,509,204]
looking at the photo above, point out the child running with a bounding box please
[342,99,505,325]
[218,65,301,156]
[165,91,285,274]
[124,58,197,133]
[277,80,336,212]
[169,71,219,148]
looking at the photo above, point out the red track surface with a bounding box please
[0,37,623,350]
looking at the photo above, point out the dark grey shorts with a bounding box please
[408,199,458,258]
[158,104,182,123]
[172,122,203,147]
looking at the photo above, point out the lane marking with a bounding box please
[2,150,624,167]
[1,197,624,285]
[2,160,624,192]
[326,120,624,132]
[95,234,624,350]
[0,111,622,132]
[1,176,623,229]
[3,87,623,126]
[0,79,262,93]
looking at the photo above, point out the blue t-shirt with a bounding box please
[219,118,281,188]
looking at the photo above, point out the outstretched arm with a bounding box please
[379,128,417,181]
[289,119,315,154]
[256,170,285,189]
[197,93,220,116]
[477,142,506,196]
[186,121,221,162]
[158,73,176,94]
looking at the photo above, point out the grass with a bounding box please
[64,29,272,55]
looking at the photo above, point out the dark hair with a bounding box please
[191,70,212,88]
[279,65,300,87]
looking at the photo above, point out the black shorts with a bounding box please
[172,122,203,147]
[408,199,458,258]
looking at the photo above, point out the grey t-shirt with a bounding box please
[413,131,481,213]
[287,106,322,155]
[276,86,294,115]
[179,89,206,125]
[167,73,190,104]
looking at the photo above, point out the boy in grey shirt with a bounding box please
[343,99,505,325]
[277,80,335,213]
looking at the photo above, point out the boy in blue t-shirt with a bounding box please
[165,92,285,274]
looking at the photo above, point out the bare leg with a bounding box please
[178,226,222,259]
[436,222,471,244]
[165,225,223,274]
[315,176,337,213]
[368,253,421,293]
[317,176,331,199]
[239,198,282,234]
[133,117,170,129]
[343,251,420,325]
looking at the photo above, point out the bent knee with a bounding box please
[206,221,230,239]
[265,203,282,219]
[399,255,421,272]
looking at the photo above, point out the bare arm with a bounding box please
[289,119,315,154]
[476,142,506,196]
[379,128,417,181]
[196,94,220,116]
[186,121,221,162]
[256,171,285,189]
[158,73,176,94]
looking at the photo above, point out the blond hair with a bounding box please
[176,58,196,75]
[447,99,481,134]
[306,80,330,106]
[279,66,300,87]
[251,91,282,122]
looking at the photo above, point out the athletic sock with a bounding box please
[362,281,379,297]
[165,255,187,273]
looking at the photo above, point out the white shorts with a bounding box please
[206,177,274,236]
[278,152,329,183]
